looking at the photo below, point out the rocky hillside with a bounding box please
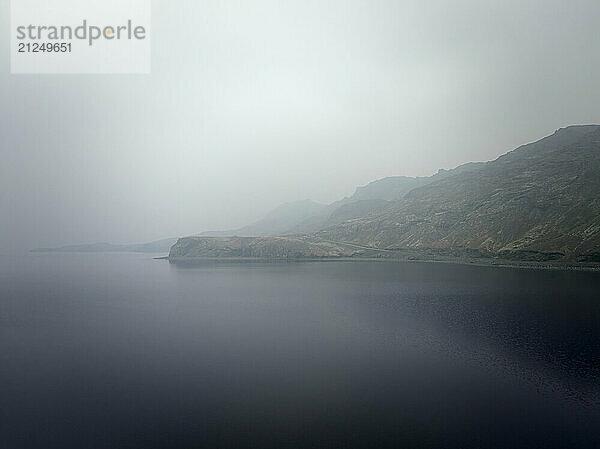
[172,125,600,264]
[315,125,600,262]
[200,162,485,238]
[168,236,363,261]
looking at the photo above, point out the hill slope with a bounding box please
[201,163,485,238]
[172,125,600,264]
[315,125,600,262]
[201,200,328,237]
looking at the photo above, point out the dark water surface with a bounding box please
[1,253,599,448]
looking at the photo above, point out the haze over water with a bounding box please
[1,253,599,448]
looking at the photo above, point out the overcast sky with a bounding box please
[2,0,600,252]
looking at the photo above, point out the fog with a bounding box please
[2,0,600,253]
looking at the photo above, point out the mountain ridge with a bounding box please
[313,124,600,261]
[172,125,600,265]
[199,161,486,238]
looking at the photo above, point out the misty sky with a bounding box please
[2,0,600,252]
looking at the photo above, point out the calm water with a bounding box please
[1,253,599,448]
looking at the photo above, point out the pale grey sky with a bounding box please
[2,0,600,252]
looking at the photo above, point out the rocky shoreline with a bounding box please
[167,236,600,272]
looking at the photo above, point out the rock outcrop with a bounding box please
[168,236,362,261]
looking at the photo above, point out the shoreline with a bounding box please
[165,255,600,272]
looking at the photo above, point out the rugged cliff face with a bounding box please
[315,125,600,262]
[168,236,363,261]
